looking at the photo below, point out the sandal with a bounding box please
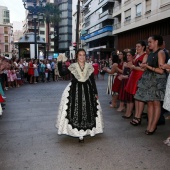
[130,117,141,126]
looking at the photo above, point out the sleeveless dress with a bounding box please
[112,63,123,93]
[125,53,146,95]
[56,62,104,137]
[134,49,167,102]
[118,67,133,102]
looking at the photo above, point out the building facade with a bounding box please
[81,0,115,59]
[54,0,72,54]
[112,0,170,51]
[23,0,55,55]
[0,6,13,58]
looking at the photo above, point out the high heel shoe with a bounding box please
[145,127,157,135]
[130,117,141,126]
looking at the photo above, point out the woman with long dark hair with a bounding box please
[56,49,103,142]
[125,40,147,125]
[134,35,167,135]
[118,50,135,118]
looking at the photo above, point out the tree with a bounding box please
[42,3,61,57]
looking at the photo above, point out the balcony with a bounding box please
[85,21,90,27]
[124,0,131,5]
[84,9,90,16]
[81,25,113,41]
[113,22,121,30]
[99,9,113,19]
[28,25,39,30]
[113,4,121,17]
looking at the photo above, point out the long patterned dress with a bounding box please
[56,62,103,137]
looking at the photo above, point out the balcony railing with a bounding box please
[85,21,90,27]
[28,26,39,30]
[84,9,90,16]
[113,23,121,30]
[99,9,113,18]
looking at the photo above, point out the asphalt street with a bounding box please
[0,79,170,170]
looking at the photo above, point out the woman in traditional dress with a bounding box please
[134,35,167,135]
[56,49,103,142]
[125,41,147,126]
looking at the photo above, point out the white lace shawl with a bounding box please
[68,62,94,82]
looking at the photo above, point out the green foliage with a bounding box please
[42,3,61,25]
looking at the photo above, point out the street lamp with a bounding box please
[22,0,46,59]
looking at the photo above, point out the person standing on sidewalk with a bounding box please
[51,59,55,81]
[56,49,104,142]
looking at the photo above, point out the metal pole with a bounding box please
[34,18,37,59]
[76,0,80,51]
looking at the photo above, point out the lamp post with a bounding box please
[76,0,81,51]
[22,0,46,59]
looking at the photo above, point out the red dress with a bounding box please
[28,62,34,76]
[92,63,99,75]
[125,53,146,95]
[0,95,5,103]
[118,67,134,102]
[112,63,123,93]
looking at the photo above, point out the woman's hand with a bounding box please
[160,64,170,70]
[102,67,108,71]
[95,95,98,99]
[118,75,123,80]
[140,63,148,70]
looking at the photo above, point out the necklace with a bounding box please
[78,63,85,72]
[78,62,85,77]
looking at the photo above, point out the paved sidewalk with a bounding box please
[0,80,170,170]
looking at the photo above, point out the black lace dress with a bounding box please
[56,62,103,137]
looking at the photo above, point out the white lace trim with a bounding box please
[68,62,94,82]
[56,82,104,137]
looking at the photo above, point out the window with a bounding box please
[59,42,68,49]
[146,0,151,12]
[136,3,142,16]
[5,36,8,43]
[4,27,8,34]
[3,10,9,18]
[62,11,68,17]
[40,31,45,35]
[124,9,131,21]
[59,27,68,33]
[59,3,68,10]
[5,45,8,52]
